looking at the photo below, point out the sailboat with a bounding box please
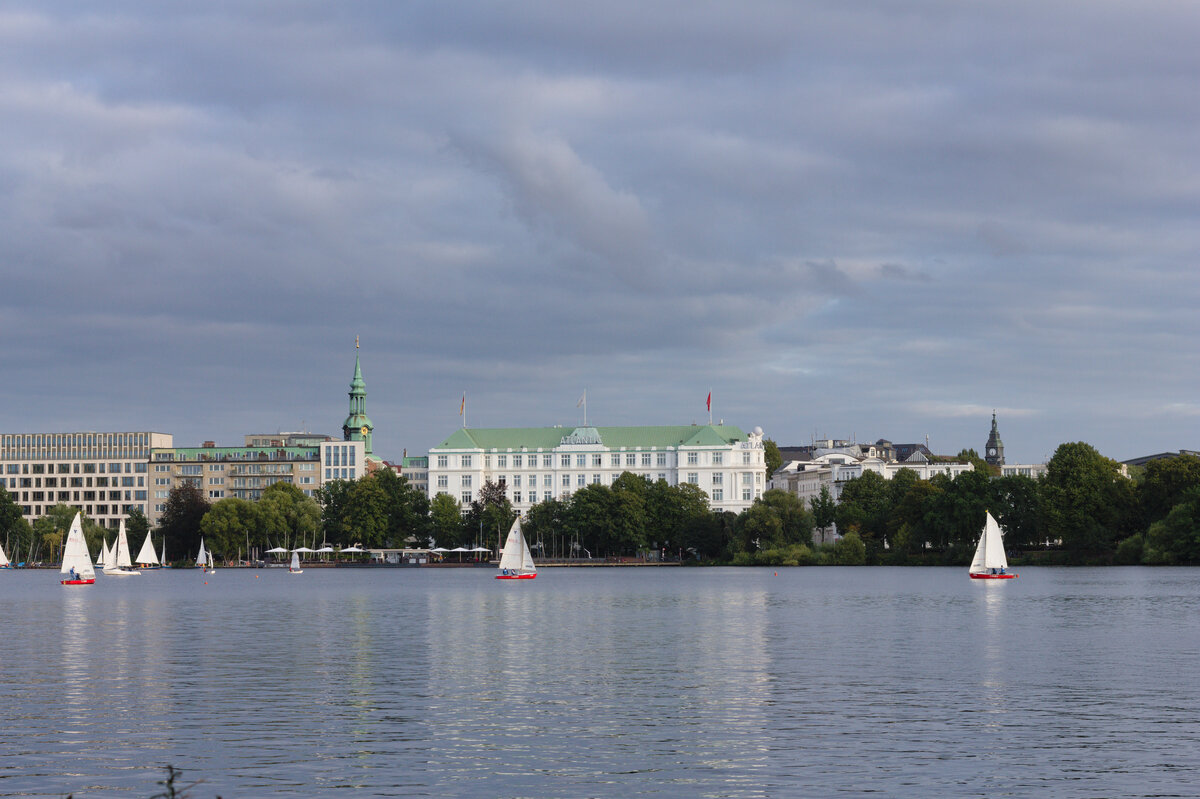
[969,511,1017,580]
[196,538,207,569]
[288,551,303,575]
[206,550,215,573]
[95,538,108,570]
[60,512,96,585]
[496,516,537,580]
[0,542,11,569]
[134,527,160,569]
[104,519,141,576]
[159,537,169,569]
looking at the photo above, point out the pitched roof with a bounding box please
[432,424,749,451]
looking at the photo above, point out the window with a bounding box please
[513,475,521,487]
[461,475,472,487]
[712,473,723,485]
[687,473,698,484]
[592,454,602,467]
[513,491,522,503]
[484,455,491,468]
[592,474,600,484]
[743,488,752,501]
[513,455,522,468]
[743,451,752,465]
[576,454,586,467]
[461,455,472,468]
[712,489,723,502]
[562,475,571,487]
[687,452,698,465]
[561,454,571,467]
[544,475,552,487]
[462,492,472,504]
[498,455,507,467]
[543,455,553,467]
[657,453,666,466]
[437,455,448,468]
[611,454,621,467]
[641,453,651,467]
[544,492,553,502]
[713,452,724,465]
[626,454,636,467]
[576,474,586,486]
[742,472,753,485]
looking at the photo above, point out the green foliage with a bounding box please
[763,438,783,476]
[1112,534,1144,565]
[829,531,866,565]
[1138,455,1200,527]
[372,469,431,547]
[200,498,262,559]
[1042,442,1135,554]
[259,482,322,550]
[160,483,210,563]
[317,479,354,544]
[126,507,150,547]
[1142,487,1200,564]
[429,492,465,548]
[465,480,515,553]
[809,485,837,539]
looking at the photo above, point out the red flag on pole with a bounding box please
[706,391,711,412]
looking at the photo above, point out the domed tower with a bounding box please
[342,338,373,454]
[984,411,1004,467]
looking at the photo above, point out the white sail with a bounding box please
[60,513,95,579]
[290,551,301,572]
[207,550,215,570]
[159,538,166,566]
[498,517,536,576]
[95,538,107,567]
[196,538,207,568]
[115,519,134,568]
[134,527,159,566]
[104,536,118,570]
[970,511,1009,574]
[0,542,9,567]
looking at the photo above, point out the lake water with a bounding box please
[1,566,1198,798]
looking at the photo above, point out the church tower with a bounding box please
[342,337,374,455]
[984,411,1004,467]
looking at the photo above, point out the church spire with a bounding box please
[984,411,1004,467]
[342,338,373,454]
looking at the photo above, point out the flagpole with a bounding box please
[708,388,713,425]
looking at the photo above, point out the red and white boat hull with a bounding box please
[61,578,95,586]
[495,573,536,580]
[970,572,1017,580]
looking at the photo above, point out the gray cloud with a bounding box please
[1,0,1197,463]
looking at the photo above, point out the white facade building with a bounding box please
[428,424,768,514]
[770,452,977,505]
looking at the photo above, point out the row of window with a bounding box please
[5,476,144,489]
[12,490,146,503]
[442,486,761,505]
[3,461,147,475]
[0,432,153,455]
[20,503,147,519]
[434,450,747,470]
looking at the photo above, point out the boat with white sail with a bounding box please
[60,512,96,586]
[134,527,160,569]
[496,516,536,580]
[104,519,140,576]
[196,538,207,569]
[288,551,303,574]
[0,542,10,569]
[969,511,1017,580]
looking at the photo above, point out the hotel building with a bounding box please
[427,424,768,514]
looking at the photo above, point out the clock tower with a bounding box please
[342,337,374,455]
[984,411,1004,467]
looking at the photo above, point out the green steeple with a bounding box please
[342,338,373,454]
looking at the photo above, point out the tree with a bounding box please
[1139,455,1200,528]
[371,469,431,547]
[1142,487,1200,564]
[341,477,390,547]
[260,482,321,550]
[523,497,566,557]
[429,493,465,548]
[465,480,515,553]
[0,486,30,560]
[317,479,354,545]
[763,439,783,477]
[1042,442,1135,556]
[126,507,150,548]
[159,483,210,563]
[809,485,837,542]
[989,475,1043,549]
[835,471,891,560]
[200,498,262,561]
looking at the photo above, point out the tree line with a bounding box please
[2,442,1197,566]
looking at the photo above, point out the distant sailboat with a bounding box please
[206,550,215,573]
[288,551,303,574]
[196,538,207,569]
[969,511,1017,580]
[0,542,10,569]
[95,538,108,570]
[159,538,168,568]
[104,519,140,576]
[495,517,537,580]
[134,527,160,569]
[60,513,96,586]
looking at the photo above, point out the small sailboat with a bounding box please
[495,516,537,580]
[104,519,141,576]
[134,527,160,569]
[969,511,1017,580]
[60,513,96,585]
[95,538,108,570]
[196,538,207,569]
[0,542,11,569]
[206,550,215,573]
[159,537,169,568]
[288,551,303,574]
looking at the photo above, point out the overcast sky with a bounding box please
[2,1,1197,464]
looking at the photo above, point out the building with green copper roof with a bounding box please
[428,423,767,514]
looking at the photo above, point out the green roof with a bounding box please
[432,424,748,451]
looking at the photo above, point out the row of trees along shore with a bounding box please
[2,442,1198,566]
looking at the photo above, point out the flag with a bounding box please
[577,390,586,408]
[459,393,465,416]
[706,391,711,412]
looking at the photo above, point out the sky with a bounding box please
[2,1,1197,465]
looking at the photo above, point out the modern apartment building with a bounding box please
[0,431,173,528]
[428,424,768,514]
[148,439,366,526]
